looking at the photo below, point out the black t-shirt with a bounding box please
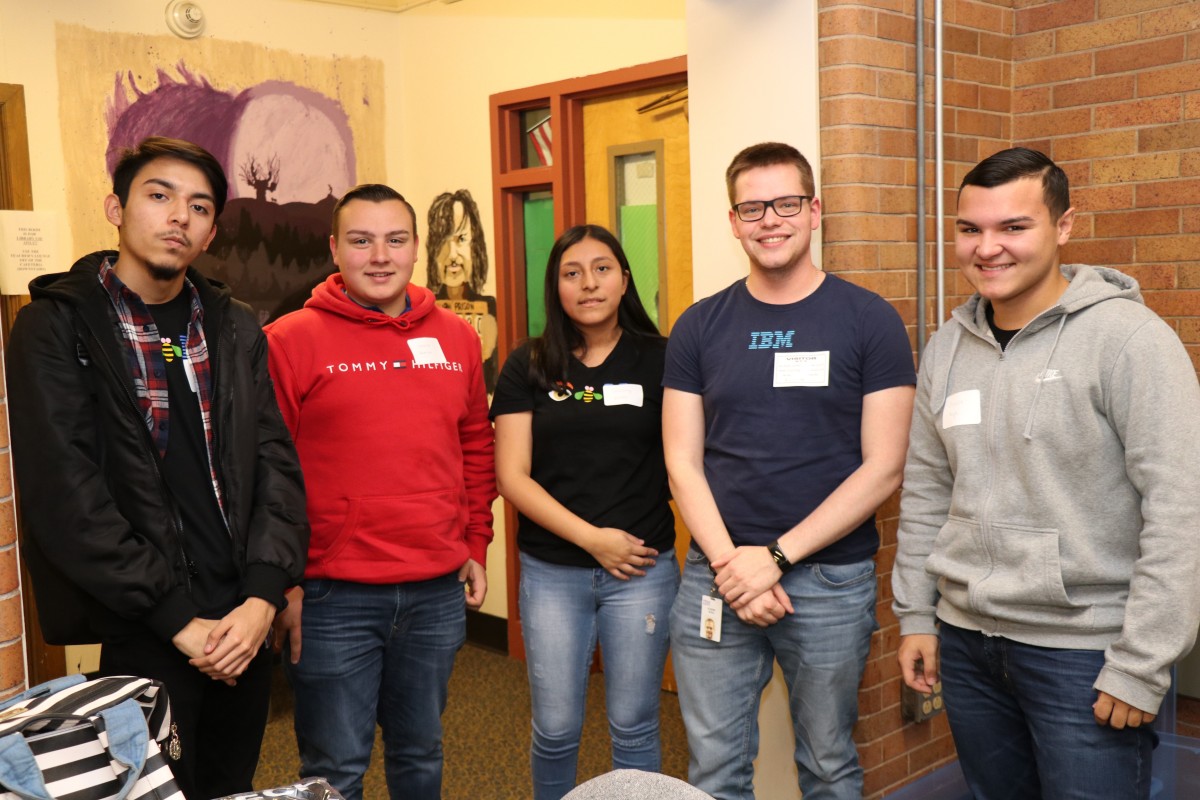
[985,303,1019,350]
[490,334,675,567]
[146,293,237,617]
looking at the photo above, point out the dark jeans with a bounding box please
[285,574,467,800]
[99,631,273,800]
[939,622,1157,800]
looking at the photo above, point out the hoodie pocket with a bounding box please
[926,515,1072,613]
[321,490,463,564]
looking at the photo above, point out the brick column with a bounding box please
[0,338,28,699]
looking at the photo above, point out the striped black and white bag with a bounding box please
[0,674,183,800]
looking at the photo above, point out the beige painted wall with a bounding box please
[687,0,822,299]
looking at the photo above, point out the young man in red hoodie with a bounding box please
[265,183,496,800]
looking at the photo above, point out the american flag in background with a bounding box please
[528,116,552,167]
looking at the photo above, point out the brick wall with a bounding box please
[818,0,1200,795]
[0,336,26,700]
[1014,0,1200,370]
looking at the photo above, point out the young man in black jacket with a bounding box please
[7,137,309,800]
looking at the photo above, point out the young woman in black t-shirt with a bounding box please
[491,225,678,800]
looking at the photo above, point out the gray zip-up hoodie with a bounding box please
[893,264,1200,713]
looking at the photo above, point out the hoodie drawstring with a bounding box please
[1023,313,1068,440]
[932,324,964,416]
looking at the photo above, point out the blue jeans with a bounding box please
[669,549,877,800]
[939,622,1157,800]
[285,574,466,800]
[520,551,679,800]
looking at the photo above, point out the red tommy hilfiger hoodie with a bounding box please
[265,274,495,584]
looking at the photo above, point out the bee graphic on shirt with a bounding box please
[161,336,185,363]
[549,381,573,402]
[574,385,602,403]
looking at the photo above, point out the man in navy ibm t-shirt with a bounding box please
[663,142,916,800]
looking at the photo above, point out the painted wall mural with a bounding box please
[426,189,499,391]
[56,23,385,322]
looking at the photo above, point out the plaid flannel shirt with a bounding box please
[98,259,225,514]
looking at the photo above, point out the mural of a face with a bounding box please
[436,200,473,295]
[425,188,497,391]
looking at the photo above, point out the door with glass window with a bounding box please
[490,60,693,685]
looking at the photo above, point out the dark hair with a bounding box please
[425,189,488,293]
[528,224,663,391]
[331,183,418,238]
[112,136,228,218]
[960,147,1070,221]
[725,142,816,205]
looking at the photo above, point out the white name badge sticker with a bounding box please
[602,383,644,407]
[943,389,982,429]
[773,351,830,388]
[408,337,448,365]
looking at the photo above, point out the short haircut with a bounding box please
[112,136,228,218]
[725,142,816,205]
[425,189,488,293]
[960,147,1071,221]
[331,184,418,239]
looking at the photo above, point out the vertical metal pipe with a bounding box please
[935,0,946,326]
[915,0,927,359]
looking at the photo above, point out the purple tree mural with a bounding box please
[105,64,358,321]
[239,154,281,202]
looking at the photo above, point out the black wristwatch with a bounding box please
[766,539,793,573]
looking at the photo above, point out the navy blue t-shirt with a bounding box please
[663,274,915,564]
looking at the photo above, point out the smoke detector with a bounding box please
[166,1,205,38]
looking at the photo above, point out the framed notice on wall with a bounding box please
[0,210,63,295]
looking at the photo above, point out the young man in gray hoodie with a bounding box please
[893,147,1200,799]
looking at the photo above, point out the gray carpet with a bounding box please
[253,644,690,798]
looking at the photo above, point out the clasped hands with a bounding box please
[710,545,794,627]
[172,596,276,685]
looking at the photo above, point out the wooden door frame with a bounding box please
[489,56,687,659]
[0,83,66,686]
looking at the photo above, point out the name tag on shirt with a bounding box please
[183,358,199,394]
[602,383,643,407]
[773,351,829,387]
[943,389,982,429]
[408,337,447,365]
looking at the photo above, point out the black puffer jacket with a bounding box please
[7,251,309,644]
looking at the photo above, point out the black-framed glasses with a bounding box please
[732,195,812,222]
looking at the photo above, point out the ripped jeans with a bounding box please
[519,550,679,800]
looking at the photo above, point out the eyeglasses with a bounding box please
[732,195,812,222]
